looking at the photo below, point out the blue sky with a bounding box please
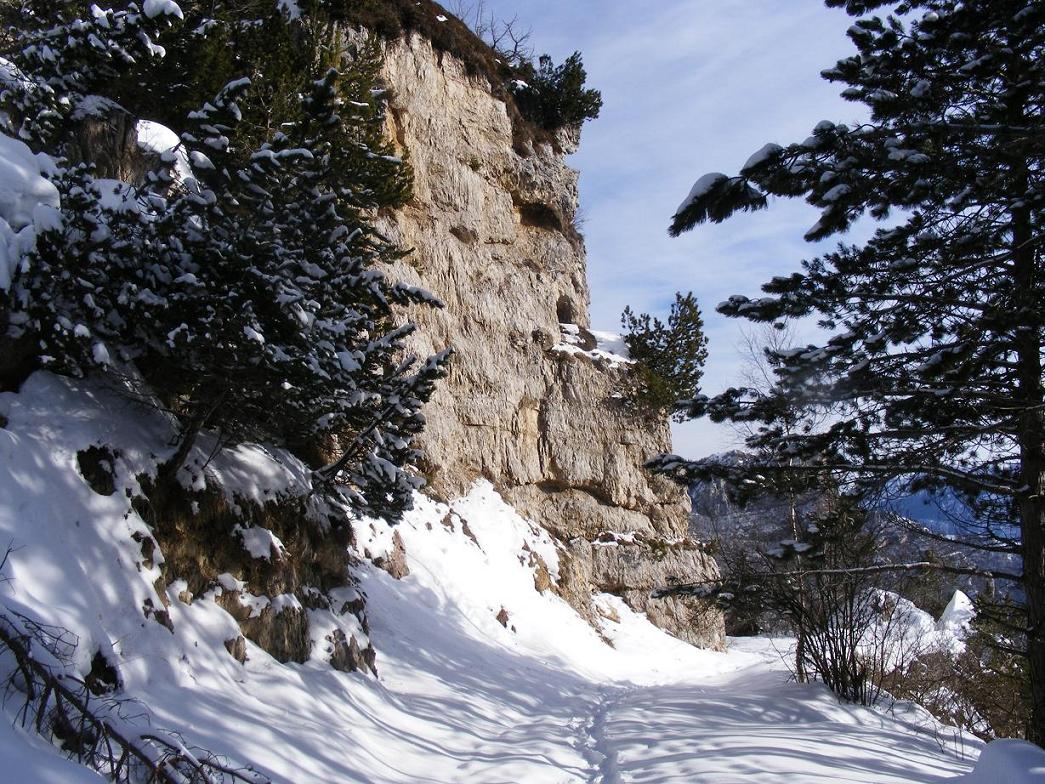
[474,1,868,458]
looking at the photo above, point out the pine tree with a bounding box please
[0,0,183,144]
[619,292,708,422]
[0,0,182,377]
[657,0,1045,742]
[512,51,602,131]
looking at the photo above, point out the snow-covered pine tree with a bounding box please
[0,0,182,150]
[657,0,1045,742]
[137,70,450,516]
[0,0,181,378]
[1,2,450,520]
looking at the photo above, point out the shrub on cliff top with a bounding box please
[335,0,601,142]
[512,52,602,132]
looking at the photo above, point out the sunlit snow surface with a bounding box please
[552,322,632,366]
[0,374,985,782]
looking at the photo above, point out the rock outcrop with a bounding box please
[375,33,724,648]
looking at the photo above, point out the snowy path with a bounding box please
[578,686,632,783]
[591,663,977,783]
[555,638,978,784]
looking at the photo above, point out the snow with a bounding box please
[94,178,140,214]
[676,172,728,214]
[136,119,181,154]
[142,0,183,19]
[552,322,632,366]
[938,590,975,638]
[276,0,301,19]
[595,639,977,783]
[0,134,60,290]
[243,324,265,343]
[0,372,983,782]
[203,441,314,506]
[234,524,286,560]
[136,119,194,185]
[742,142,783,172]
[855,589,976,671]
[822,183,851,202]
[0,719,106,783]
[955,740,1045,783]
[91,342,112,365]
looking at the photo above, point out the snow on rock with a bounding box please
[862,590,976,667]
[956,739,1045,783]
[938,589,975,637]
[233,524,286,560]
[551,322,632,366]
[135,119,194,185]
[136,119,181,155]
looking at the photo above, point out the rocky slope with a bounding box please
[375,32,723,648]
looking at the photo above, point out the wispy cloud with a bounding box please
[476,0,869,457]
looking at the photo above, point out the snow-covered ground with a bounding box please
[0,372,1016,782]
[596,638,980,783]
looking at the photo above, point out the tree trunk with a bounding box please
[155,388,223,496]
[1022,459,1045,746]
[795,629,807,683]
[1012,191,1044,745]
[791,494,808,682]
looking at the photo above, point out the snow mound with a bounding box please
[938,589,975,636]
[862,590,976,667]
[956,739,1045,783]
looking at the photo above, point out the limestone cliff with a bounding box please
[374,34,724,649]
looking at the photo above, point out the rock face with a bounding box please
[375,33,724,648]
